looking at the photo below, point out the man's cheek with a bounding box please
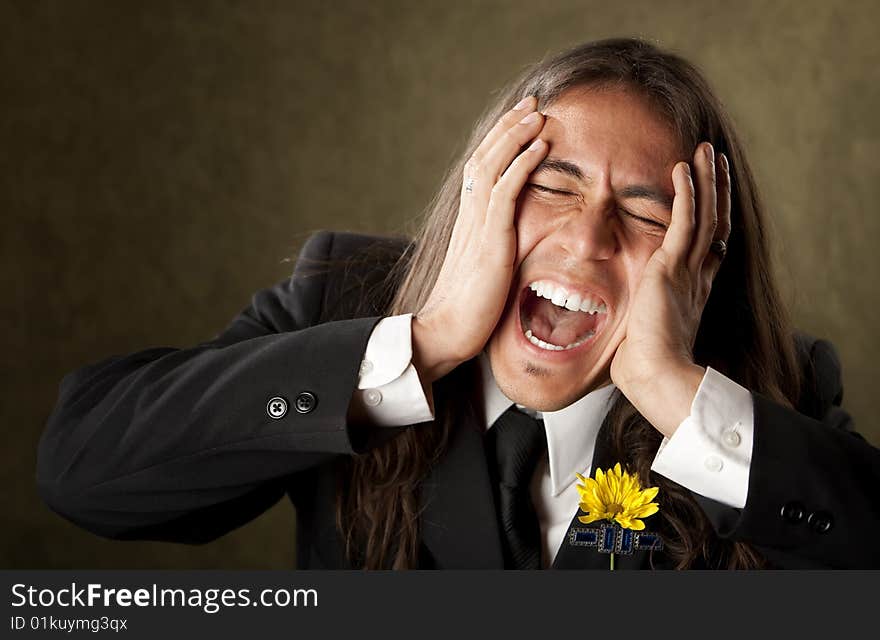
[623,251,654,289]
[513,208,547,258]
[512,243,536,273]
[599,312,630,369]
[511,223,525,267]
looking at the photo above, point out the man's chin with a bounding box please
[487,350,612,411]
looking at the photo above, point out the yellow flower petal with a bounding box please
[629,503,659,519]
[579,496,603,510]
[618,473,633,497]
[626,519,646,530]
[577,464,662,529]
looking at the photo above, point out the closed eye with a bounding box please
[619,208,667,230]
[527,183,577,197]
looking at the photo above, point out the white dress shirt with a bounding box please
[353,314,755,567]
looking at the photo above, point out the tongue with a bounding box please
[529,297,599,346]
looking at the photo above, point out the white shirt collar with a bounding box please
[478,352,618,497]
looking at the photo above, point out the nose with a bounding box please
[557,202,617,262]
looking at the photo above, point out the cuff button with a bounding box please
[721,430,741,447]
[267,396,288,419]
[359,359,374,375]
[780,501,806,523]
[294,391,318,414]
[807,510,834,534]
[703,455,724,472]
[363,389,383,407]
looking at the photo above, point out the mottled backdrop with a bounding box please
[3,0,878,568]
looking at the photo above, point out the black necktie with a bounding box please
[488,406,548,570]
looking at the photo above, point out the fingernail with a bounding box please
[704,143,714,161]
[513,96,533,110]
[528,138,545,151]
[520,111,541,124]
[720,153,729,172]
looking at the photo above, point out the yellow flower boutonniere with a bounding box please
[574,463,661,570]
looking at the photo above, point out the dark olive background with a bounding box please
[3,0,878,568]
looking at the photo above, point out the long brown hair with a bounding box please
[333,38,801,569]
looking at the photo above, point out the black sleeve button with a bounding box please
[807,510,834,534]
[780,501,805,523]
[294,391,318,414]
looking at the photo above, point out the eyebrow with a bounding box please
[616,185,674,210]
[534,156,674,210]
[534,157,587,181]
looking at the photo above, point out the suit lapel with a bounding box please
[419,359,504,569]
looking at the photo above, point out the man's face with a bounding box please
[486,86,682,410]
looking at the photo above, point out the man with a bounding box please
[38,39,880,569]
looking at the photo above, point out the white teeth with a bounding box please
[551,289,566,307]
[528,280,608,315]
[579,296,593,313]
[523,327,596,351]
[523,280,606,351]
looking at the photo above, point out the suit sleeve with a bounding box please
[36,230,392,544]
[694,339,880,568]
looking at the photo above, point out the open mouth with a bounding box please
[518,280,609,351]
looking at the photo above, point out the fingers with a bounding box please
[476,110,545,182]
[715,153,732,244]
[688,143,718,274]
[664,142,732,288]
[462,98,545,201]
[701,151,732,282]
[660,161,696,263]
[455,97,545,258]
[467,96,537,174]
[484,138,549,234]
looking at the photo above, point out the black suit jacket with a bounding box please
[37,230,880,569]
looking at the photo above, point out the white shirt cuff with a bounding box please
[650,366,754,509]
[355,314,434,427]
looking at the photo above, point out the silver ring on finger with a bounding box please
[710,239,728,259]
[464,177,476,194]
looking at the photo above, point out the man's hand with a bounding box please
[610,142,732,437]
[411,97,549,385]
